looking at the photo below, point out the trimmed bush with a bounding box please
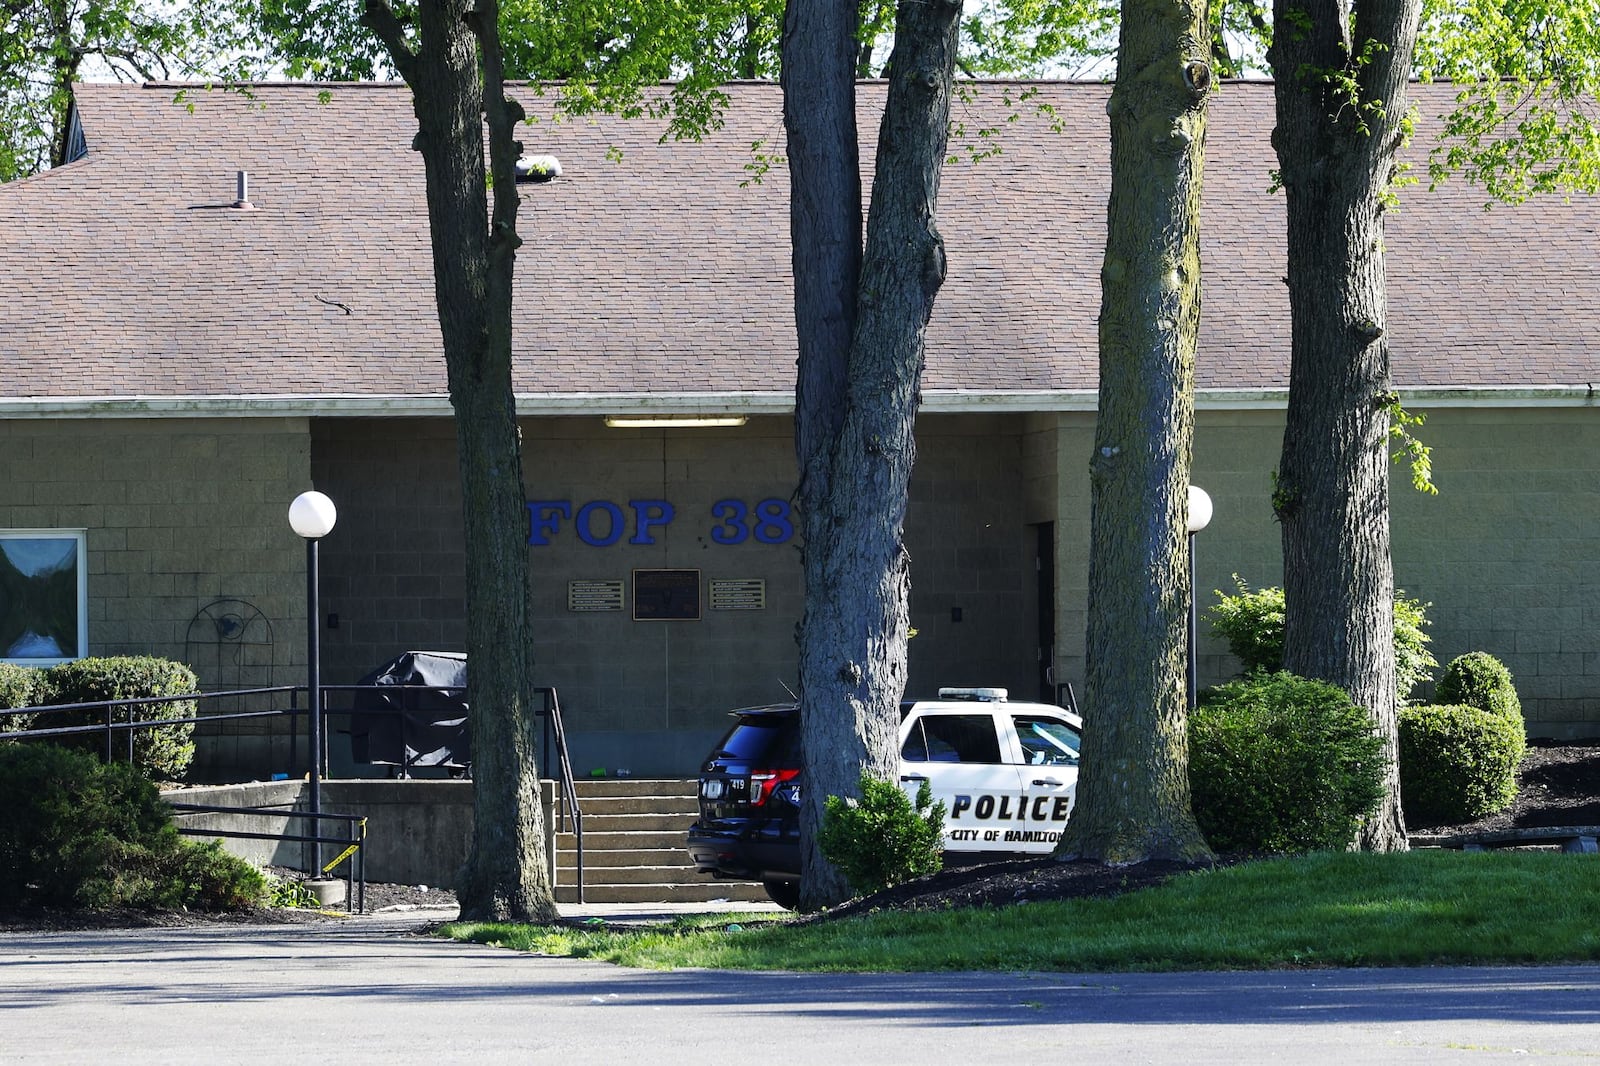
[1398,703,1524,825]
[0,663,41,734]
[818,774,945,896]
[38,657,199,780]
[1189,672,1387,854]
[1207,577,1437,703]
[0,744,265,911]
[1206,580,1285,675]
[1436,652,1522,725]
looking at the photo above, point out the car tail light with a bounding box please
[748,768,800,807]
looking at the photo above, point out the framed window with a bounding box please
[0,530,87,664]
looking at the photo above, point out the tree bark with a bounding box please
[1269,0,1422,853]
[1055,0,1214,865]
[784,0,963,911]
[783,0,863,911]
[362,0,557,920]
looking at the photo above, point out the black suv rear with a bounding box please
[685,704,803,908]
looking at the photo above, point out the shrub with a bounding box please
[818,774,945,896]
[1207,577,1437,703]
[0,663,41,734]
[1398,703,1525,825]
[1188,672,1387,854]
[1436,652,1523,725]
[1206,580,1284,675]
[0,744,265,911]
[38,656,199,780]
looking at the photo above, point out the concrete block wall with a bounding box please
[1045,405,1600,737]
[311,413,1038,775]
[0,417,315,778]
[1391,407,1600,735]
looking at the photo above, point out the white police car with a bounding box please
[687,687,1082,907]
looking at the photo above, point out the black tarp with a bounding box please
[349,651,470,769]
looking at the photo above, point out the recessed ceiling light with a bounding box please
[603,415,749,429]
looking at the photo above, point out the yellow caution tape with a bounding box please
[321,842,360,873]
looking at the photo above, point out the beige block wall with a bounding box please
[1,417,311,677]
[312,414,1040,773]
[0,417,314,777]
[1046,405,1600,736]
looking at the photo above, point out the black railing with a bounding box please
[167,802,368,913]
[0,680,584,903]
[537,687,584,904]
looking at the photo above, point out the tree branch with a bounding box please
[361,0,418,82]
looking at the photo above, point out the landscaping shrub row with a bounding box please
[0,656,199,781]
[1197,584,1529,848]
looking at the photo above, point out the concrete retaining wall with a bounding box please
[164,779,554,889]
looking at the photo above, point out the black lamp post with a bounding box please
[289,490,337,870]
[1186,485,1213,710]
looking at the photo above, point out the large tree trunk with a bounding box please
[363,0,557,920]
[783,0,863,911]
[784,0,962,911]
[1269,0,1422,854]
[1055,0,1214,865]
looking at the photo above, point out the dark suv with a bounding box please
[687,688,1083,909]
[684,704,804,909]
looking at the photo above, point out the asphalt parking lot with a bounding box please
[4,907,1599,1064]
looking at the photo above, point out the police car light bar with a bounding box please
[938,687,1008,702]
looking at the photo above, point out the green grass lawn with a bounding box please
[441,850,1600,972]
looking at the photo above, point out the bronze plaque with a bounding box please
[632,569,701,621]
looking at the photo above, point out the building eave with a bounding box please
[1,384,1595,420]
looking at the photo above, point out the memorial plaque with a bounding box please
[567,580,624,612]
[710,578,766,610]
[633,569,701,621]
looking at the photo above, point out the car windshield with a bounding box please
[1013,715,1081,765]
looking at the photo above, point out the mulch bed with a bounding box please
[5,740,1595,931]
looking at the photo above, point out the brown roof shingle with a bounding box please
[0,79,1595,408]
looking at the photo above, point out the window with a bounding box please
[901,713,1003,764]
[1011,715,1081,766]
[0,530,87,664]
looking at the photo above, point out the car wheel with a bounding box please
[761,877,801,910]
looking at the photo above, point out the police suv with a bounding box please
[685,687,1082,908]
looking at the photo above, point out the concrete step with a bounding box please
[555,880,770,905]
[566,778,698,799]
[558,794,699,816]
[555,864,706,887]
[556,829,690,851]
[563,811,696,832]
[553,847,687,870]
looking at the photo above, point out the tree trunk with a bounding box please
[362,0,557,920]
[782,0,863,911]
[1269,0,1422,854]
[1055,0,1214,865]
[785,0,963,911]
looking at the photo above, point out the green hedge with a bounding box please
[1436,652,1523,726]
[1398,703,1525,825]
[0,743,264,911]
[0,663,40,734]
[1189,672,1387,854]
[37,657,199,781]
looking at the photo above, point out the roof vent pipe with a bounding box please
[234,170,254,209]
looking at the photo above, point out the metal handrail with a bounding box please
[168,802,367,913]
[2,680,584,904]
[535,687,584,904]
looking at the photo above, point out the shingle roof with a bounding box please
[0,79,1595,411]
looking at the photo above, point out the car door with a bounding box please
[1003,710,1081,852]
[898,709,1026,854]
